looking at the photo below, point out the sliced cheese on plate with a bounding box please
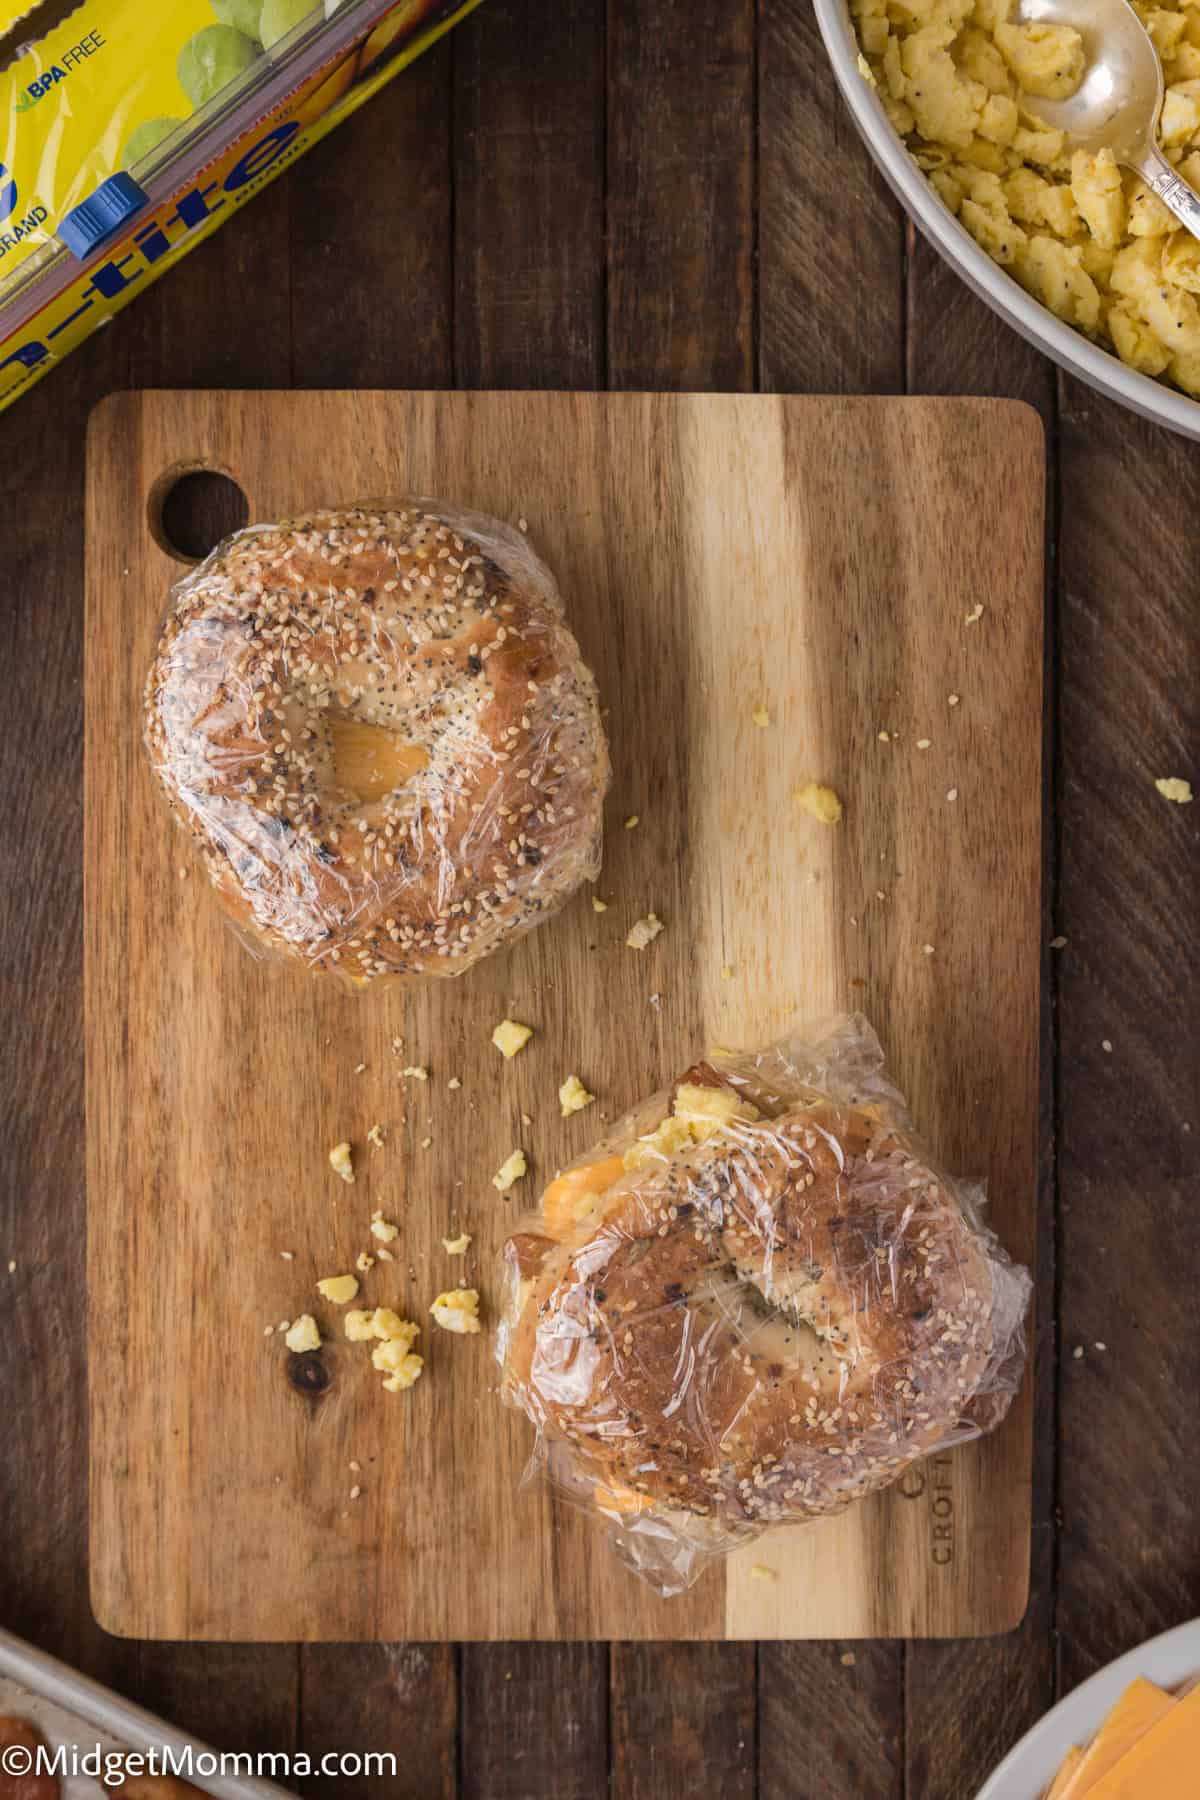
[1057,1676,1175,1797]
[1084,1681,1200,1799]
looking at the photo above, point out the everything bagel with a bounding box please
[502,1057,1029,1537]
[144,502,609,983]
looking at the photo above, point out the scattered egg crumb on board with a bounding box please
[626,913,663,950]
[794,782,843,825]
[1155,775,1193,804]
[492,1019,533,1058]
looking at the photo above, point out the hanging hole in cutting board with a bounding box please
[149,467,250,564]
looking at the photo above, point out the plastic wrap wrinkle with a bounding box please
[143,500,610,986]
[499,1015,1033,1597]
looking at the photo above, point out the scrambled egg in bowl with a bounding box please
[852,0,1200,396]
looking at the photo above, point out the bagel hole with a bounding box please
[704,1275,843,1378]
[326,715,429,806]
[150,467,250,564]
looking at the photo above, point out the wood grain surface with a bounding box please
[85,388,1042,1644]
[1,0,1196,1790]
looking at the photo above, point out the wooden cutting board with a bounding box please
[85,390,1044,1642]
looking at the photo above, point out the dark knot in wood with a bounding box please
[287,1351,332,1398]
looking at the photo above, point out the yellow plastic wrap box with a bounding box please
[0,0,482,414]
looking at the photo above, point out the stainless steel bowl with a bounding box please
[813,0,1200,439]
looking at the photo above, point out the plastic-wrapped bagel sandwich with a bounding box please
[144,500,610,984]
[498,1015,1032,1596]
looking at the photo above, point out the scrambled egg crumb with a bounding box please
[1155,776,1194,804]
[625,1083,760,1168]
[752,706,771,728]
[674,1082,759,1133]
[493,1149,527,1193]
[329,1141,354,1184]
[559,1074,595,1117]
[624,1114,695,1167]
[624,815,639,830]
[370,1214,399,1243]
[448,1076,462,1090]
[492,1019,534,1059]
[355,1250,375,1274]
[316,1274,359,1305]
[794,783,843,825]
[430,1288,482,1334]
[367,1123,386,1149]
[591,896,608,912]
[443,1232,472,1255]
[372,1337,417,1373]
[284,1315,321,1353]
[365,1315,425,1391]
[721,964,735,980]
[347,1308,423,1396]
[381,1356,424,1393]
[626,913,664,950]
[401,1065,429,1081]
[372,1308,416,1343]
[750,1564,778,1583]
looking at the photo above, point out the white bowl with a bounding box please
[813,0,1200,440]
[976,1616,1200,1799]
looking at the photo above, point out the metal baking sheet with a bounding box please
[0,1629,294,1799]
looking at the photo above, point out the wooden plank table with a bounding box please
[0,0,1196,1793]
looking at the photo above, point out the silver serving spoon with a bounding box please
[1019,0,1200,240]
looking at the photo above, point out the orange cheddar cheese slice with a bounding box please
[542,1156,625,1240]
[1083,1681,1200,1799]
[328,717,429,805]
[593,1480,656,1518]
[1057,1677,1175,1797]
[1045,1748,1084,1798]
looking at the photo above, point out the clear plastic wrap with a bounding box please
[144,501,610,985]
[498,1015,1032,1597]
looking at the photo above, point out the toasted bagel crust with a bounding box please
[505,1081,1006,1527]
[144,502,609,982]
